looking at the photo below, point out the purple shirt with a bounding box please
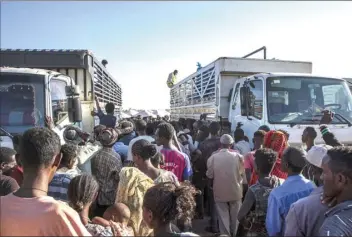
[284,186,327,237]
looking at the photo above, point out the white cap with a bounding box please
[306,144,333,168]
[220,134,234,145]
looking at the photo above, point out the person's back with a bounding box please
[0,127,90,236]
[160,148,187,182]
[208,149,244,202]
[0,194,90,236]
[266,147,315,236]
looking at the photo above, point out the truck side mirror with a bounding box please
[66,85,82,123]
[67,97,82,122]
[240,87,250,116]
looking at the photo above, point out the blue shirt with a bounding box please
[113,142,129,163]
[118,131,136,146]
[48,173,72,202]
[97,109,117,128]
[319,200,352,236]
[266,174,315,236]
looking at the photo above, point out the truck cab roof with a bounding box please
[1,66,62,76]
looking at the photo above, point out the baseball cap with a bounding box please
[306,144,333,168]
[220,134,234,145]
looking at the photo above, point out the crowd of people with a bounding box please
[0,106,352,237]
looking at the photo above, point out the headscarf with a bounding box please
[264,130,288,159]
[249,130,288,185]
[115,167,154,236]
[99,128,119,146]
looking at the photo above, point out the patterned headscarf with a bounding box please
[250,130,289,185]
[99,128,119,146]
[264,130,288,159]
[263,130,288,179]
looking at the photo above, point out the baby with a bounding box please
[93,203,134,236]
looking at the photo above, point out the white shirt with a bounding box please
[234,140,251,156]
[127,135,155,161]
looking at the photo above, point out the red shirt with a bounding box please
[9,166,23,186]
[160,148,187,182]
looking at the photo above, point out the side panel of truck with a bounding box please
[171,57,312,121]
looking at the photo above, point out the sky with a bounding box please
[1,1,352,110]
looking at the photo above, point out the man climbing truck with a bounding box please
[170,54,352,147]
[167,69,178,88]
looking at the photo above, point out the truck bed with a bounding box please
[0,49,122,109]
[170,57,312,121]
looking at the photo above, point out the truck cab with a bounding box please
[231,73,352,146]
[0,67,82,148]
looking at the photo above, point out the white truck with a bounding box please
[170,57,352,147]
[0,67,82,147]
[0,49,123,134]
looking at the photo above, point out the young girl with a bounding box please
[142,182,199,237]
[67,174,113,236]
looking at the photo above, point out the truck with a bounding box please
[0,67,82,147]
[0,49,123,134]
[170,56,352,147]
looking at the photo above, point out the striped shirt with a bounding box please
[48,173,72,202]
[319,200,352,236]
[160,148,192,182]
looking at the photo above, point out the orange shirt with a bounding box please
[0,194,91,236]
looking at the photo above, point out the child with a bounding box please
[93,203,134,236]
[91,96,117,128]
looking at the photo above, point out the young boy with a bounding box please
[93,203,134,236]
[91,96,117,128]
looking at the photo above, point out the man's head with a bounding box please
[306,144,332,183]
[0,147,17,175]
[254,148,277,175]
[20,127,62,182]
[302,127,317,144]
[258,125,270,132]
[105,102,115,114]
[220,134,234,149]
[155,123,175,146]
[93,124,106,141]
[321,147,352,202]
[281,147,307,174]
[253,130,266,150]
[193,120,203,132]
[234,128,245,143]
[60,144,78,169]
[173,70,178,76]
[209,122,221,136]
[135,119,147,134]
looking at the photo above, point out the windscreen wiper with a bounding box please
[0,127,13,138]
[334,113,352,127]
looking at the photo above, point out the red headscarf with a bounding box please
[249,130,288,185]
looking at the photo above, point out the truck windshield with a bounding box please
[0,73,45,134]
[266,76,352,125]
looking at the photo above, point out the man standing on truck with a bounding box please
[166,70,178,88]
[91,96,117,128]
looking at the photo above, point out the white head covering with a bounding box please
[220,134,234,145]
[306,144,333,168]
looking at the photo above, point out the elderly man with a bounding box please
[206,134,245,237]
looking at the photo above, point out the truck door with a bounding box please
[237,79,264,148]
[229,82,241,132]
